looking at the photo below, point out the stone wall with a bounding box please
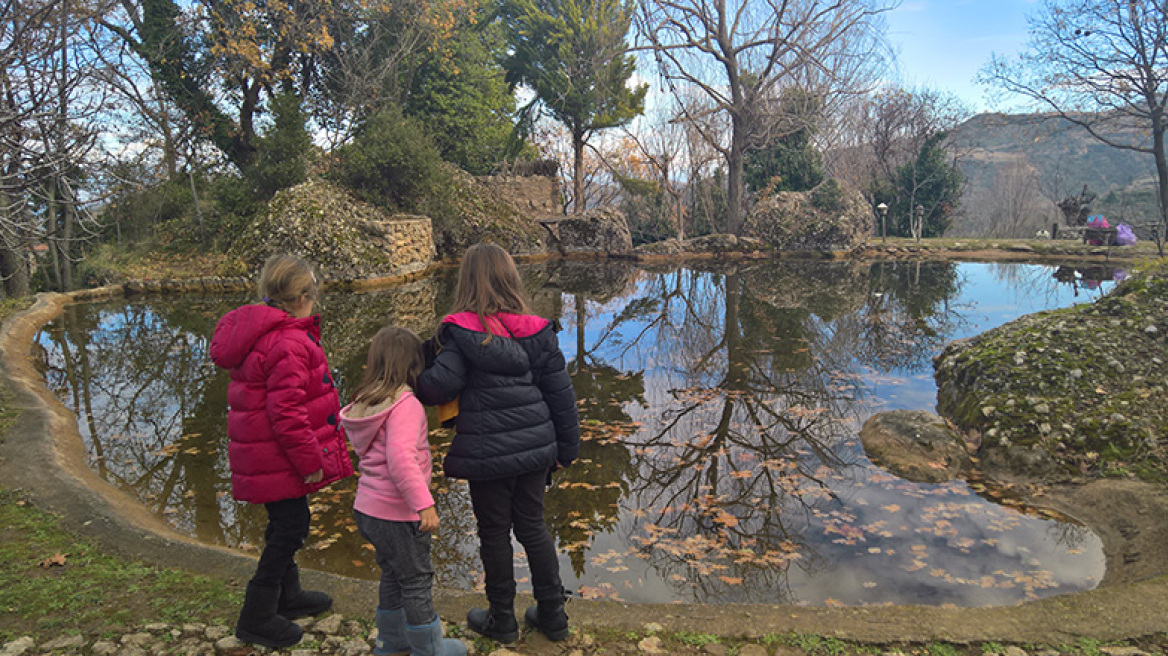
[372,215,435,277]
[477,174,561,217]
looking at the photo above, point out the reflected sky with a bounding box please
[33,260,1118,606]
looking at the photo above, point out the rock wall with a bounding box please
[478,174,561,217]
[429,168,549,260]
[369,215,435,277]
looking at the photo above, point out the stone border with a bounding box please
[3,275,1168,645]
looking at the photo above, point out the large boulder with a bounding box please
[230,179,434,280]
[633,234,767,257]
[546,208,633,257]
[743,179,870,252]
[859,410,971,483]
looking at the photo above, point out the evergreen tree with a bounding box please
[745,87,825,194]
[498,0,647,212]
[888,132,962,238]
[405,7,517,175]
[249,92,313,201]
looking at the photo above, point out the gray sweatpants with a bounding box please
[354,510,436,626]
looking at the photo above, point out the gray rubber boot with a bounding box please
[404,617,467,656]
[373,607,410,655]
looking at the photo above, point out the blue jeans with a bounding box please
[469,468,563,607]
[354,510,436,626]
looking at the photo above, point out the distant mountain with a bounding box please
[946,112,1158,237]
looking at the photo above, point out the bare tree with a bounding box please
[981,0,1168,254]
[611,106,691,242]
[828,87,967,199]
[2,0,106,294]
[636,0,891,235]
[975,159,1056,237]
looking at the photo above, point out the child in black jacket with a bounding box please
[416,243,580,643]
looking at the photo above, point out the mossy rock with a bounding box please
[230,179,430,279]
[934,258,1168,478]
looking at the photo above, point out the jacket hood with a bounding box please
[441,318,545,378]
[210,304,318,369]
[443,312,549,338]
[340,393,408,458]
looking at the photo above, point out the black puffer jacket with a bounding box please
[415,312,580,481]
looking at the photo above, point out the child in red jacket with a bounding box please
[210,254,354,649]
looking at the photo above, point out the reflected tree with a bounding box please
[586,263,875,601]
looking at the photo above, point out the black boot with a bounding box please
[523,597,569,641]
[236,581,304,649]
[278,563,332,619]
[466,604,518,643]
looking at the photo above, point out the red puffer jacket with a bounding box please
[210,304,353,504]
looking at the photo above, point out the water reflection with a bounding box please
[34,260,1108,606]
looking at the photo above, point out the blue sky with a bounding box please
[885,0,1038,113]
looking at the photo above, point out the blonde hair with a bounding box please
[350,326,424,407]
[452,243,531,340]
[259,254,318,312]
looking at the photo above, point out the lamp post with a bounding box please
[876,202,888,243]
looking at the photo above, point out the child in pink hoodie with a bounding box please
[340,326,465,656]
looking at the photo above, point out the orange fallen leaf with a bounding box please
[718,576,743,585]
[38,552,67,568]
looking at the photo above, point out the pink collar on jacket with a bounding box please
[443,312,548,338]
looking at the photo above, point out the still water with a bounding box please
[34,259,1124,607]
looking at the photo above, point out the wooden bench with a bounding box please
[1082,227,1118,246]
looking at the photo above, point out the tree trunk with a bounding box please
[188,166,205,245]
[726,123,745,235]
[1152,116,1168,257]
[572,129,585,214]
[45,184,62,292]
[61,188,74,291]
[0,246,29,297]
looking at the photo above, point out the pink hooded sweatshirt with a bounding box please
[340,390,434,522]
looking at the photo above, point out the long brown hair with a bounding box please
[451,242,531,339]
[350,326,424,408]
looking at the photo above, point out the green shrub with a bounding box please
[811,178,845,215]
[101,176,193,244]
[329,105,445,211]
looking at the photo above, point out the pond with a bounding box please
[33,259,1126,607]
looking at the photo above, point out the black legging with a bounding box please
[252,496,310,587]
[469,469,563,607]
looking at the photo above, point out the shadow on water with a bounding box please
[33,260,1116,606]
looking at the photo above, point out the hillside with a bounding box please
[946,112,1158,237]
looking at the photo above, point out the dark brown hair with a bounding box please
[350,326,424,408]
[451,242,531,340]
[258,254,318,312]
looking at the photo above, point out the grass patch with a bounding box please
[0,488,238,642]
[675,630,721,647]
